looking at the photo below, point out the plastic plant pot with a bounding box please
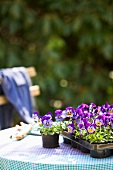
[42,134,59,148]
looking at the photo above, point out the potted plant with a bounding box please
[37,111,65,148]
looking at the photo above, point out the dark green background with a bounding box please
[0,0,113,120]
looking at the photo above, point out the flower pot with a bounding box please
[63,137,71,144]
[41,133,59,148]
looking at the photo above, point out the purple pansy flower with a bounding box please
[83,119,91,129]
[89,103,96,113]
[94,106,102,116]
[43,119,53,128]
[32,111,40,122]
[104,116,111,126]
[105,102,110,109]
[87,124,96,134]
[76,108,83,117]
[67,123,75,134]
[101,102,110,113]
[34,111,39,115]
[95,119,103,127]
[108,104,113,116]
[41,112,52,124]
[65,106,75,118]
[55,109,64,121]
[72,110,77,120]
[62,110,67,119]
[78,120,84,129]
[41,112,53,128]
[81,103,89,111]
[45,112,52,119]
[83,110,91,118]
[94,115,105,127]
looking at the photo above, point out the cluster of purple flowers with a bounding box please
[33,111,53,128]
[72,102,113,135]
[39,107,74,129]
[55,106,75,133]
[55,102,113,143]
[34,102,113,142]
[55,106,74,121]
[33,106,76,135]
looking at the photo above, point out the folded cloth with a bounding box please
[12,67,26,86]
[0,67,34,125]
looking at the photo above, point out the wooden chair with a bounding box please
[0,66,40,105]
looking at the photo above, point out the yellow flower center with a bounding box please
[88,127,94,133]
[109,110,113,114]
[67,111,72,116]
[96,121,102,126]
[68,128,72,133]
[38,119,40,122]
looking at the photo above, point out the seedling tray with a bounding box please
[61,131,113,158]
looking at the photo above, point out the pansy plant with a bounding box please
[35,102,113,143]
[66,102,113,143]
[37,111,65,135]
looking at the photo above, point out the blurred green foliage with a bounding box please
[0,0,113,116]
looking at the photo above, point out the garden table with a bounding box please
[0,127,113,170]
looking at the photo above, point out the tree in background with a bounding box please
[0,0,113,116]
